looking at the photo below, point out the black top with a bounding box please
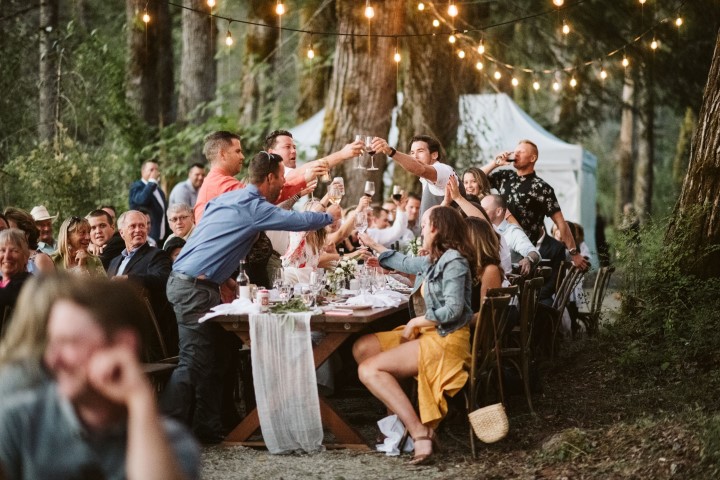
[1,271,32,328]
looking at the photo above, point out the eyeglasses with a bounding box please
[169,215,191,223]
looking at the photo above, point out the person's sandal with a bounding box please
[407,428,439,465]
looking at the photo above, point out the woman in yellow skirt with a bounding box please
[355,206,477,465]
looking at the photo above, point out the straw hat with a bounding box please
[30,205,58,221]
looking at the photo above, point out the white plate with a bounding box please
[327,303,373,311]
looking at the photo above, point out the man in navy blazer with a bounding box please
[108,210,176,360]
[129,160,169,244]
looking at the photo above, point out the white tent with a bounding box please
[291,93,598,263]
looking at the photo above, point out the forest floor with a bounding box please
[200,287,720,479]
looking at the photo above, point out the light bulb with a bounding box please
[307,47,315,59]
[533,80,540,90]
[449,34,456,44]
[418,2,425,11]
[448,3,458,17]
[562,22,570,35]
[475,61,483,70]
[225,31,233,46]
[553,0,564,6]
[457,50,465,59]
[275,2,285,15]
[676,17,683,27]
[651,39,658,50]
[552,81,560,91]
[570,77,577,88]
[511,77,519,87]
[207,0,216,7]
[477,42,485,55]
[622,56,629,67]
[600,69,607,80]
[494,71,501,80]
[142,12,150,23]
[432,19,440,28]
[639,0,646,4]
[394,51,401,63]
[365,5,375,19]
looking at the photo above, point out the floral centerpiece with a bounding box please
[326,258,358,293]
[405,237,422,256]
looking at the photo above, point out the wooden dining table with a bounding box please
[211,301,409,450]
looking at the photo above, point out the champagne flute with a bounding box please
[354,134,366,169]
[364,180,375,199]
[365,135,378,171]
[328,183,343,205]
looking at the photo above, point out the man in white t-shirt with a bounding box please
[370,135,457,217]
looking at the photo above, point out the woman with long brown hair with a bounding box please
[355,206,476,465]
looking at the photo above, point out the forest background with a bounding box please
[2,0,720,474]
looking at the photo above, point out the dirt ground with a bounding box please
[199,288,715,479]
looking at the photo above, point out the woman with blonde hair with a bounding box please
[3,207,55,275]
[0,229,33,320]
[51,216,106,276]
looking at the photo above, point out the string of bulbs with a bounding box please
[137,0,689,92]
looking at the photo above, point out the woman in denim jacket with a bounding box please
[354,206,476,465]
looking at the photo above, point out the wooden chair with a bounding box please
[501,277,544,413]
[140,296,177,392]
[576,266,615,336]
[465,294,513,459]
[536,264,584,358]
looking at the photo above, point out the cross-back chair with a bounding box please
[576,266,615,336]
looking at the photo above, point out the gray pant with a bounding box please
[161,275,226,441]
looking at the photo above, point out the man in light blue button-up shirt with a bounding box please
[161,151,339,443]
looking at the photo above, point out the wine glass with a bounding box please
[301,286,314,307]
[327,183,343,206]
[279,283,293,302]
[365,135,378,171]
[333,177,345,195]
[354,134,366,169]
[354,210,368,234]
[392,185,402,201]
[272,268,285,290]
[364,180,375,199]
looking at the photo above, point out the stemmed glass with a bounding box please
[309,270,325,306]
[364,180,375,199]
[354,134,366,169]
[354,210,368,234]
[327,183,343,206]
[365,135,378,171]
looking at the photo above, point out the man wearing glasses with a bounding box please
[165,203,195,243]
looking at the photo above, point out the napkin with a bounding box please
[345,292,403,308]
[198,297,259,323]
[376,414,414,456]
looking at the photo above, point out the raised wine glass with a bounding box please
[355,210,368,234]
[327,184,343,206]
[392,185,402,201]
[354,134,366,169]
[365,135,378,171]
[364,180,375,199]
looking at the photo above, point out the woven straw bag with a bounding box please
[468,403,509,443]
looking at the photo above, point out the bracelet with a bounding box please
[388,147,397,158]
[568,248,579,256]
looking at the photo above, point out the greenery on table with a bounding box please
[269,297,309,314]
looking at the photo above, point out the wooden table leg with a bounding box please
[319,397,370,450]
[224,408,260,443]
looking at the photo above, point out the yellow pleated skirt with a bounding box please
[375,324,471,428]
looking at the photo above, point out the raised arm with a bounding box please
[550,210,589,270]
[371,137,438,183]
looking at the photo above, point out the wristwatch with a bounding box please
[568,248,579,256]
[388,147,397,158]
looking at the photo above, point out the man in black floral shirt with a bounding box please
[481,140,589,270]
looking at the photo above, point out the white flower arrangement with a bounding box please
[326,258,358,292]
[405,237,422,256]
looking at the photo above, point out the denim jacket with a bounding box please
[378,249,473,336]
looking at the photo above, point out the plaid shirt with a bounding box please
[489,169,561,243]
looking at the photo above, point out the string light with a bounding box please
[600,68,608,80]
[675,17,683,27]
[225,29,233,46]
[449,33,456,44]
[307,45,315,59]
[477,40,485,55]
[457,49,466,59]
[432,19,440,28]
[639,0,646,4]
[570,76,577,88]
[622,55,629,68]
[418,2,425,11]
[552,80,561,91]
[364,1,375,19]
[511,77,519,87]
[275,1,285,16]
[142,11,150,23]
[532,79,540,90]
[650,38,658,50]
[493,71,501,80]
[448,2,458,17]
[553,0,564,6]
[207,0,215,7]
[475,61,483,70]
[562,20,570,35]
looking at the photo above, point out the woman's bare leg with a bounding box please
[352,333,382,365]
[357,340,431,452]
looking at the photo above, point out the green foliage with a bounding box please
[608,207,720,384]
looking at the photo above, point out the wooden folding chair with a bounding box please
[501,277,544,413]
[464,294,512,459]
[576,266,615,336]
[140,295,177,392]
[536,264,584,358]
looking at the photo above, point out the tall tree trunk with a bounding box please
[615,72,636,223]
[297,0,335,122]
[178,0,217,124]
[633,64,655,224]
[394,2,459,196]
[238,0,278,129]
[155,1,174,127]
[666,29,720,278]
[672,107,696,194]
[38,0,59,143]
[319,0,404,205]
